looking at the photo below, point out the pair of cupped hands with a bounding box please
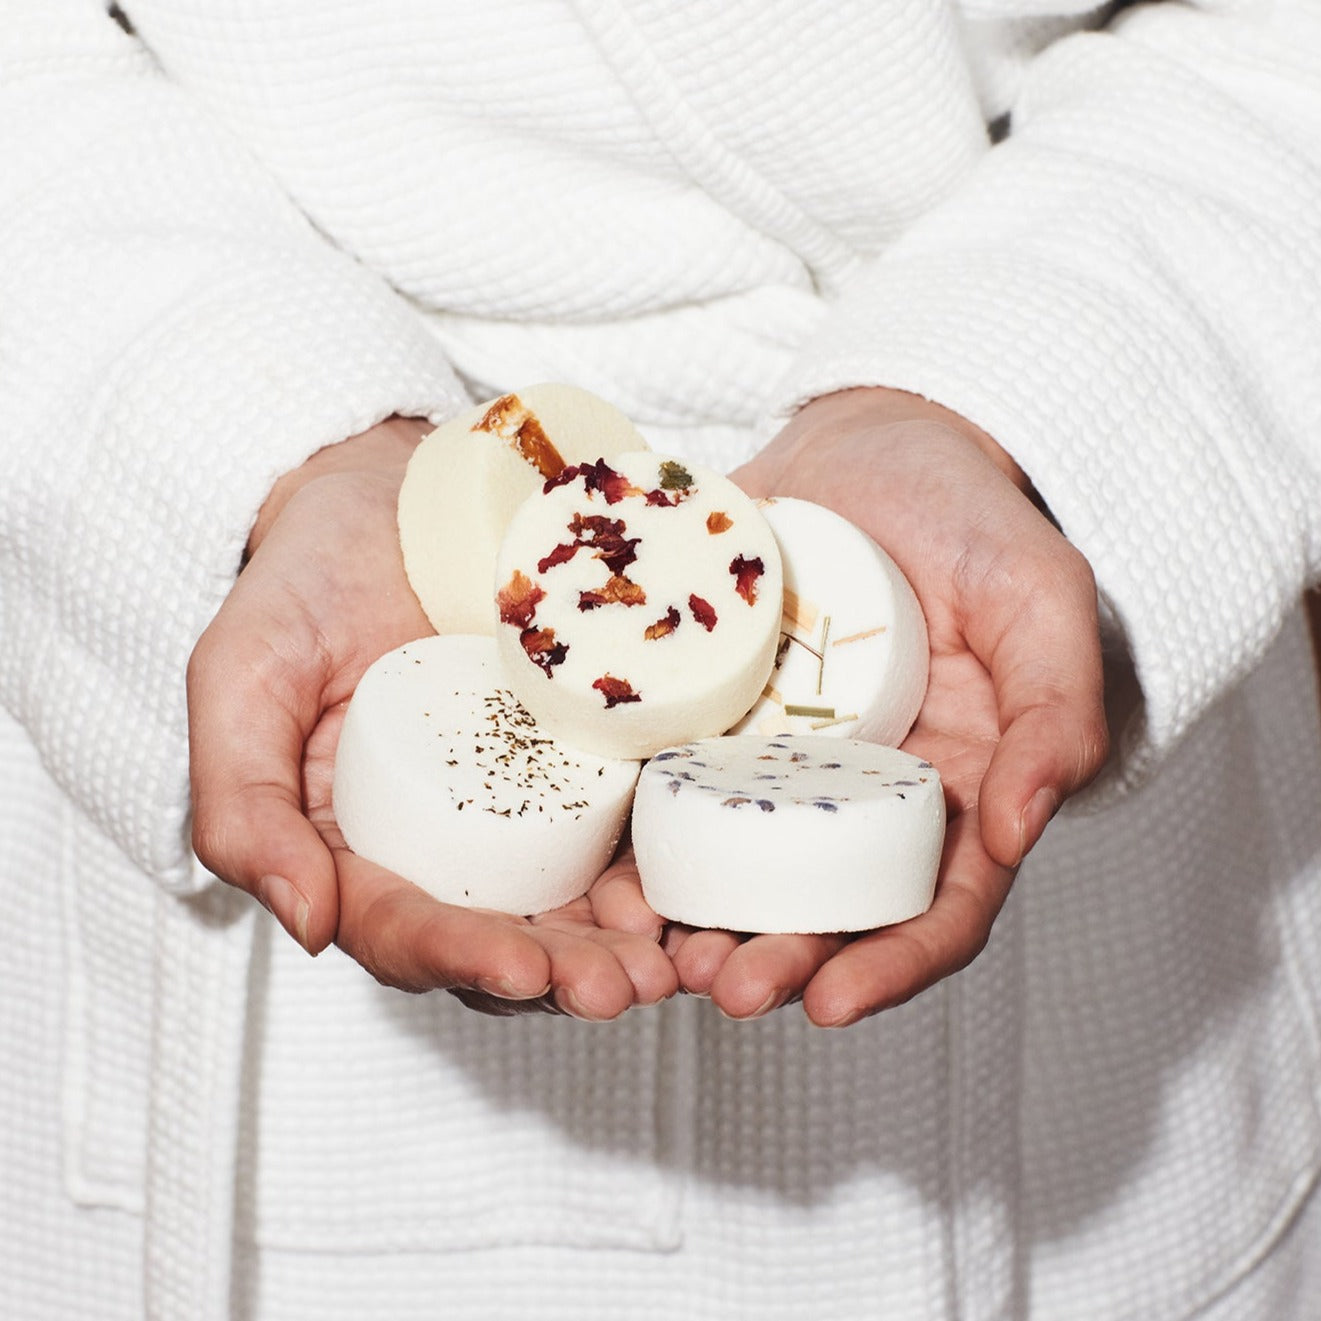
[188,387,1108,1027]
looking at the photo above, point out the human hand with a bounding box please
[187,416,676,1018]
[635,388,1108,1026]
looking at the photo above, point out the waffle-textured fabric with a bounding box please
[4,1,1321,1318]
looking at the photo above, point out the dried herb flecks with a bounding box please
[657,460,694,490]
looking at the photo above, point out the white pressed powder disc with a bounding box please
[333,634,640,914]
[398,384,648,635]
[493,452,783,760]
[729,497,929,746]
[632,735,944,933]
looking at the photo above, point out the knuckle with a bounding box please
[341,899,431,995]
[189,807,227,878]
[184,629,215,696]
[1059,544,1099,603]
[1077,711,1112,781]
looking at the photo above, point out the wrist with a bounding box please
[785,387,1031,493]
[247,414,432,558]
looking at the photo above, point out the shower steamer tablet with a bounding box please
[730,497,929,746]
[494,453,783,760]
[633,736,944,934]
[398,384,649,635]
[333,634,640,914]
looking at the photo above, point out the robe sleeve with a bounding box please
[0,0,467,892]
[775,0,1321,791]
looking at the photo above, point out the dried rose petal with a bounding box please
[730,554,764,605]
[473,393,567,480]
[569,512,620,539]
[644,605,681,640]
[706,511,733,534]
[538,540,581,573]
[595,533,640,575]
[543,463,583,493]
[569,513,640,574]
[592,674,641,708]
[514,416,566,480]
[579,574,647,611]
[520,627,568,677]
[475,394,523,435]
[688,594,717,632]
[581,459,643,504]
[497,569,544,629]
[644,488,680,507]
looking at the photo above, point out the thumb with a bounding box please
[186,591,340,954]
[973,546,1109,867]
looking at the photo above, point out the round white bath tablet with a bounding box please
[729,498,929,746]
[399,384,648,635]
[633,736,944,934]
[494,452,783,760]
[333,634,640,914]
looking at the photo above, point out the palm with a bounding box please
[191,449,675,1018]
[640,396,1105,1026]
[659,605,1014,1026]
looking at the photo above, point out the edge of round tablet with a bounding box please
[633,735,944,933]
[730,497,929,746]
[333,634,640,914]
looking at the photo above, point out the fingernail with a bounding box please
[258,874,312,954]
[722,989,786,1021]
[474,974,546,1001]
[556,988,605,1021]
[820,1007,866,1030]
[1018,787,1059,862]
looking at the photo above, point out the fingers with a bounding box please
[664,923,849,1018]
[968,540,1109,868]
[667,926,743,996]
[330,857,677,1014]
[187,605,341,954]
[332,847,552,997]
[532,895,679,1015]
[706,932,850,1019]
[801,809,1013,1027]
[587,846,667,940]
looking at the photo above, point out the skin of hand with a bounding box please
[594,387,1109,1027]
[186,414,677,1020]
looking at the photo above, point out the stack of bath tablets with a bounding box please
[333,384,943,930]
[627,494,940,933]
[398,384,648,636]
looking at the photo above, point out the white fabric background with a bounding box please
[3,1,1321,1317]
